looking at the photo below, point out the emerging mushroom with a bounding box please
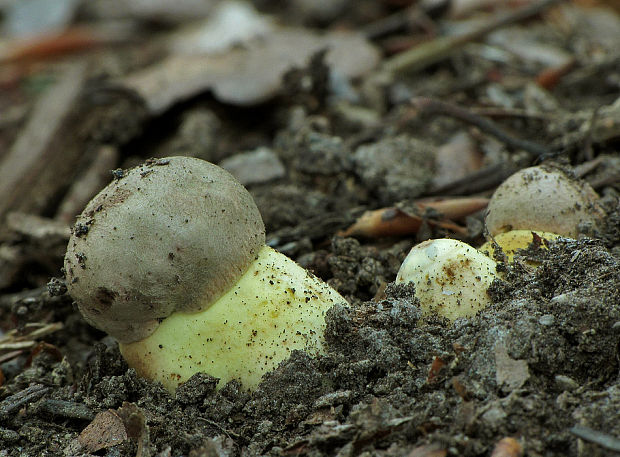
[394,167,604,323]
[485,165,604,238]
[395,239,498,321]
[64,157,346,392]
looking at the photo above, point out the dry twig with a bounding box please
[570,425,620,452]
[411,97,551,157]
[381,0,565,74]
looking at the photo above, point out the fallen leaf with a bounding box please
[123,27,379,113]
[490,437,523,457]
[494,343,530,391]
[78,409,128,453]
[431,132,483,189]
[170,0,272,55]
[77,402,149,454]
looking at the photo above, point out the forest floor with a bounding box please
[0,1,619,456]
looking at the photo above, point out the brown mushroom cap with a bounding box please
[485,165,604,238]
[64,157,265,343]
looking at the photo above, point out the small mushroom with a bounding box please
[64,157,346,392]
[395,239,498,321]
[485,165,604,238]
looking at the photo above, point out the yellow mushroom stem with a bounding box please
[119,245,345,392]
[479,230,565,264]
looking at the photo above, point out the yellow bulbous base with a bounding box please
[479,230,564,264]
[119,246,346,392]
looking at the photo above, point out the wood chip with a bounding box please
[490,437,523,457]
[77,402,149,455]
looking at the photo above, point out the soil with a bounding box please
[1,2,620,457]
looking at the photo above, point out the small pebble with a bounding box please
[538,314,555,326]
[555,375,579,391]
[219,147,285,186]
[481,406,507,426]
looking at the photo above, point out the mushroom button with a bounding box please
[65,157,346,392]
[485,165,604,239]
[395,239,498,321]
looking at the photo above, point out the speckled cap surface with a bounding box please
[64,157,265,343]
[485,165,604,238]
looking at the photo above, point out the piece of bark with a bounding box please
[0,63,88,227]
[0,64,147,234]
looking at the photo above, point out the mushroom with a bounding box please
[485,165,604,238]
[395,167,604,322]
[395,239,498,321]
[64,157,346,392]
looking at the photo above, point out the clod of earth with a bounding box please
[64,156,346,392]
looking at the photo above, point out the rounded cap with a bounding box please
[64,157,265,343]
[395,238,497,320]
[485,166,604,238]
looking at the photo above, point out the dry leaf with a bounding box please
[78,409,128,453]
[426,356,446,384]
[494,343,530,391]
[171,1,272,55]
[77,402,149,454]
[431,132,482,188]
[490,437,523,457]
[123,27,379,113]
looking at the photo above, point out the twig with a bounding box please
[55,145,119,224]
[573,156,605,178]
[411,97,551,157]
[382,0,566,74]
[570,425,620,452]
[36,399,95,421]
[469,107,551,120]
[581,107,599,161]
[426,161,519,196]
[0,384,50,419]
[362,5,428,40]
[195,417,241,440]
[361,4,434,40]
